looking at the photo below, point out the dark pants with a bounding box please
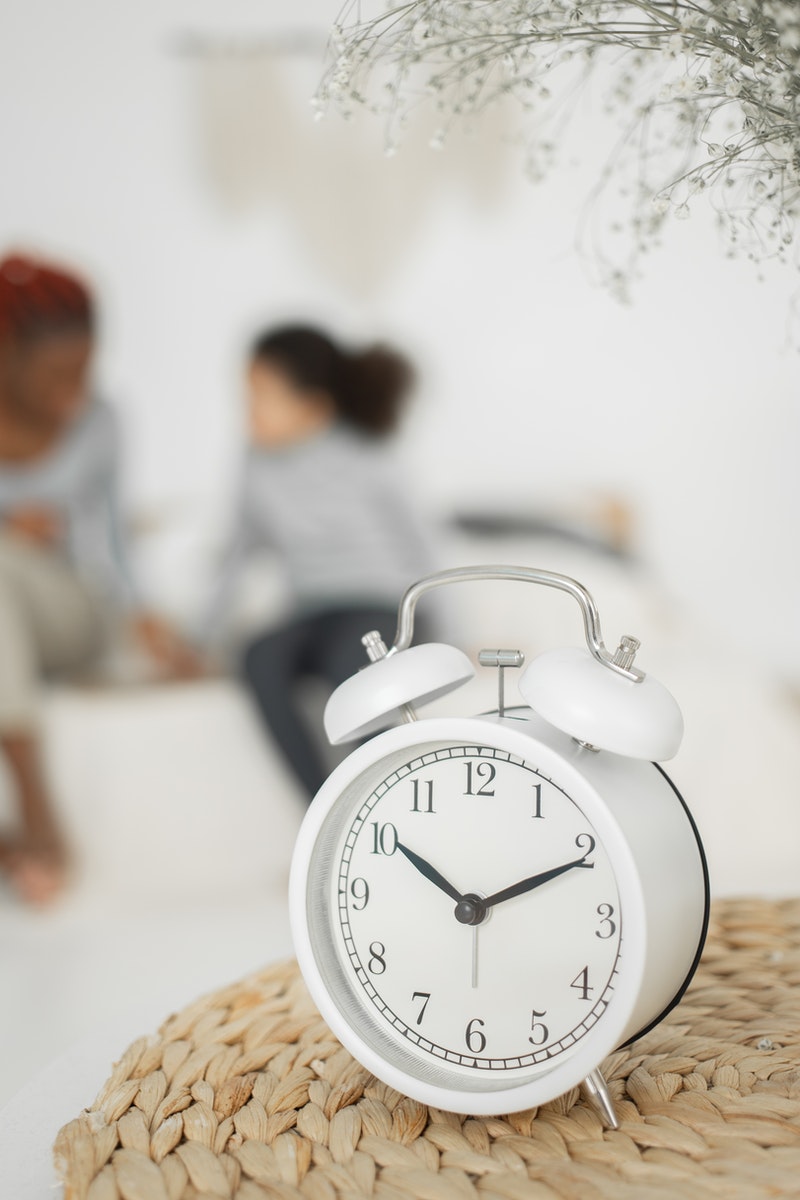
[241,605,400,801]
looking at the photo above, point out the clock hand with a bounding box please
[481,853,594,912]
[471,926,479,989]
[396,842,464,904]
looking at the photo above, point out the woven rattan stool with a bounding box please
[55,897,800,1200]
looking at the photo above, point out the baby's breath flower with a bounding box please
[670,76,696,98]
[320,0,800,289]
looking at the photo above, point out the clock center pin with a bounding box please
[454,892,487,926]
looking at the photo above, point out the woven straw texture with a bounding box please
[55,897,800,1200]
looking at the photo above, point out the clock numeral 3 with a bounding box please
[370,822,398,855]
[570,966,593,1001]
[528,1009,549,1045]
[410,779,435,813]
[595,903,616,939]
[465,1017,487,1053]
[411,991,431,1025]
[368,942,387,974]
[531,783,543,819]
[349,877,369,911]
[464,762,496,796]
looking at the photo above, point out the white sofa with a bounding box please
[16,532,799,904]
[0,534,797,1107]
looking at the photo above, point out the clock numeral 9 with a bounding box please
[410,779,435,813]
[370,822,398,855]
[465,1017,486,1053]
[528,1009,549,1046]
[368,942,386,974]
[595,902,616,939]
[349,877,369,911]
[464,761,496,796]
[570,966,593,1001]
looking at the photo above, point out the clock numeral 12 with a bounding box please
[570,966,593,1001]
[410,780,435,813]
[370,822,398,855]
[464,761,496,796]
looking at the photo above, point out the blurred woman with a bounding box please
[0,252,197,903]
[208,324,436,800]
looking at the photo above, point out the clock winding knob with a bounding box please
[518,645,683,761]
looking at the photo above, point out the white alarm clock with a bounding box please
[289,566,709,1126]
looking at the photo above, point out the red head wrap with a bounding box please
[0,253,94,343]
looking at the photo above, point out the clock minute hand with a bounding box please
[482,854,593,911]
[396,842,464,904]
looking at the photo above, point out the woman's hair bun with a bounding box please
[251,324,414,437]
[339,343,415,436]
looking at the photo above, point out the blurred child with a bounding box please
[209,324,436,800]
[0,252,200,903]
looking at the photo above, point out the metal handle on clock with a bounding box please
[389,565,644,682]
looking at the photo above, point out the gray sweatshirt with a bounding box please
[205,422,436,634]
[0,400,137,607]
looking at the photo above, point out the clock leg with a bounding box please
[581,1068,619,1130]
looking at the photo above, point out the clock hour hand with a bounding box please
[396,842,464,904]
[481,853,593,912]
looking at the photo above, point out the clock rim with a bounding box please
[619,760,710,1045]
[290,715,649,1115]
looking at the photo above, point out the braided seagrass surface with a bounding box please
[55,897,800,1200]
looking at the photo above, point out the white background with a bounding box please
[0,0,797,677]
[0,3,798,1188]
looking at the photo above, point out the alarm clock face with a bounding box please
[292,719,645,1109]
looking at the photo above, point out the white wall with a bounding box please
[0,0,797,679]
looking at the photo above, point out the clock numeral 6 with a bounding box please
[595,902,616,939]
[528,1009,549,1046]
[368,942,387,974]
[464,761,496,796]
[349,877,369,911]
[411,991,431,1025]
[370,822,398,855]
[465,1017,487,1053]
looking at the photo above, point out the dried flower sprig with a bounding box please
[317,1,800,289]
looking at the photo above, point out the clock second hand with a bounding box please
[472,926,478,989]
